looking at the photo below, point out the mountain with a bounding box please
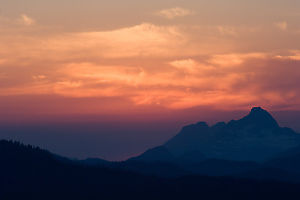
[2,106,300,199]
[237,167,300,183]
[119,107,300,180]
[80,157,110,166]
[164,107,300,162]
[129,146,175,162]
[265,145,300,173]
[129,146,206,164]
[176,150,207,163]
[2,140,300,200]
[185,159,260,176]
[0,140,155,197]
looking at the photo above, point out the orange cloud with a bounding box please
[208,53,266,67]
[1,18,300,114]
[156,7,195,19]
[19,14,36,26]
[1,51,300,111]
[42,23,187,59]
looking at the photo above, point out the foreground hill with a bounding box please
[1,140,300,200]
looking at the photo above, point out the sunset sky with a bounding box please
[1,0,300,160]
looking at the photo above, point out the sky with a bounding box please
[1,0,300,160]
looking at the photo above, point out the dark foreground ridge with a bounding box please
[1,140,300,200]
[2,107,300,199]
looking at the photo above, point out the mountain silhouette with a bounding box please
[264,145,300,173]
[228,107,279,129]
[72,107,300,182]
[130,146,206,164]
[162,107,300,161]
[4,140,300,199]
[3,139,300,200]
[2,107,300,199]
[117,107,300,180]
[130,146,175,162]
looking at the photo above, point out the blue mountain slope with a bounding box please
[164,107,300,162]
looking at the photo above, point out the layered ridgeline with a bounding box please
[133,107,300,162]
[4,140,300,199]
[3,107,300,199]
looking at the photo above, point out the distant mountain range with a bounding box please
[2,107,300,199]
[83,107,300,181]
[134,107,300,162]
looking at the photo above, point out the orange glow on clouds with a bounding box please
[1,2,300,118]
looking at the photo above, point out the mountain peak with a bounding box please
[163,106,300,161]
[249,107,273,116]
[249,107,272,117]
[241,107,279,129]
[250,106,265,113]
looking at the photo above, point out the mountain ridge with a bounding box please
[134,107,300,162]
[4,139,300,200]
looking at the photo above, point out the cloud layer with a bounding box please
[1,7,300,117]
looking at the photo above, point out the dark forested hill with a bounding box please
[1,140,300,200]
